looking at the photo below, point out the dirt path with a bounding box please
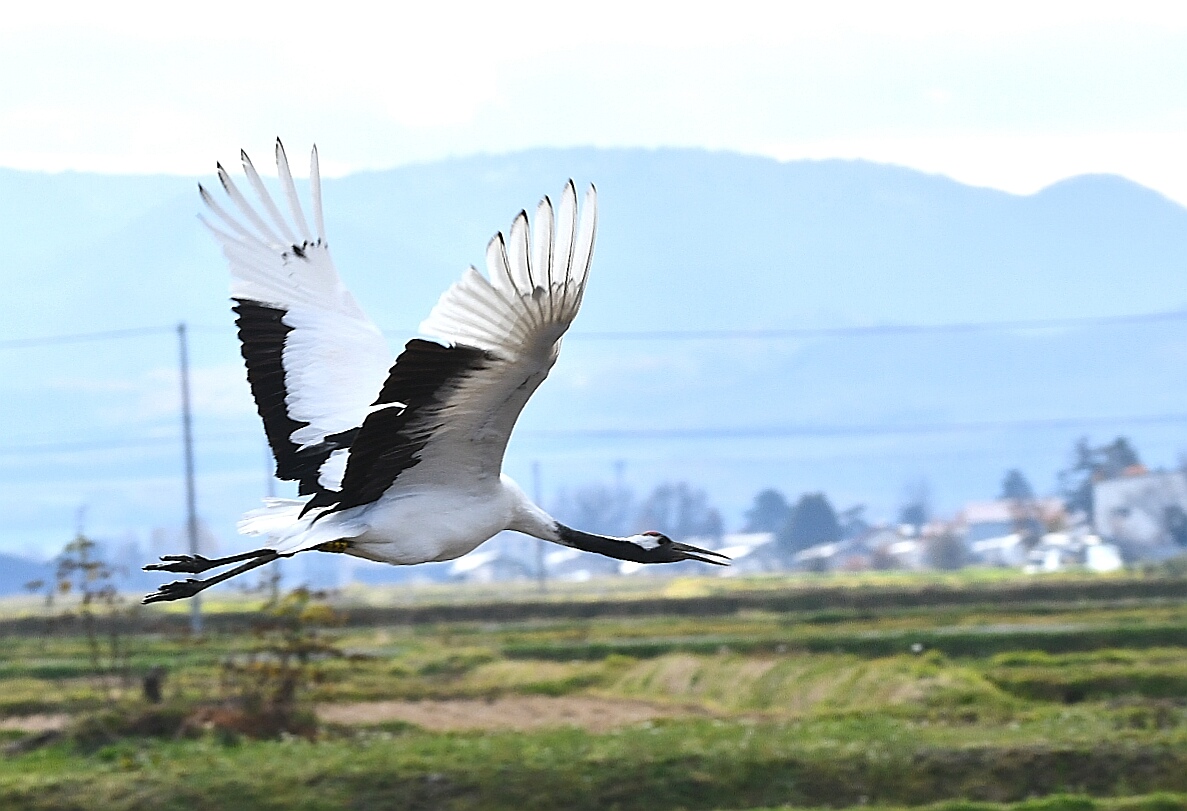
[317,695,702,733]
[0,714,70,733]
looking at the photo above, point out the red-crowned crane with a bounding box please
[143,141,728,603]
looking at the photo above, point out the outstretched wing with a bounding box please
[199,140,392,495]
[310,181,597,517]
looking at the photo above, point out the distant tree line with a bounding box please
[741,489,868,560]
[549,433,1177,564]
[552,479,725,542]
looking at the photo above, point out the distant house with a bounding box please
[1020,533,1123,574]
[956,498,1069,569]
[791,540,849,572]
[788,526,930,573]
[865,528,925,570]
[1093,470,1187,559]
[1026,532,1078,573]
[448,550,534,583]
[1084,538,1124,573]
[968,533,1028,568]
[959,499,1064,544]
[546,547,620,582]
[711,532,780,575]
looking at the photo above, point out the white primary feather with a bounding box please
[420,182,596,355]
[239,150,299,245]
[390,182,597,492]
[309,145,327,243]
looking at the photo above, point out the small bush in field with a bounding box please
[213,587,346,739]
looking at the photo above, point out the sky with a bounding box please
[5,0,1187,558]
[3,1,1187,201]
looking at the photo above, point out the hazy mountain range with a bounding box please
[3,147,1187,566]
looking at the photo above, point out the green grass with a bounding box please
[1,721,1186,810]
[0,573,1184,810]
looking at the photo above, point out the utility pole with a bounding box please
[532,460,547,594]
[263,439,281,601]
[177,323,202,634]
[264,440,277,499]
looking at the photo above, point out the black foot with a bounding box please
[144,554,216,574]
[142,578,205,604]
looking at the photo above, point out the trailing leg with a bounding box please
[144,548,277,574]
[143,551,282,604]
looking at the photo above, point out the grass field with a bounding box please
[0,570,1184,810]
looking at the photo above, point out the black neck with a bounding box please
[554,523,649,563]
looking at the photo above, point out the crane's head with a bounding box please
[633,530,672,548]
[627,531,730,566]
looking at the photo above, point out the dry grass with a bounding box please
[316,695,701,732]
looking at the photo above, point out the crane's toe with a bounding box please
[144,554,214,574]
[142,578,204,604]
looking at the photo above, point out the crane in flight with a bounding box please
[144,141,728,603]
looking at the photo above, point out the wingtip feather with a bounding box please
[240,147,299,244]
[274,138,313,240]
[310,144,326,243]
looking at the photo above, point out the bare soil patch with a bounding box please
[0,714,69,733]
[317,695,703,732]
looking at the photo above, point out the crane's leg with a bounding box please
[144,548,276,574]
[143,552,282,604]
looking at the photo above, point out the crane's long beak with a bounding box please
[671,542,731,566]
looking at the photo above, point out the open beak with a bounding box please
[671,542,731,566]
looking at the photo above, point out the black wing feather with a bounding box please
[233,299,356,494]
[303,339,492,516]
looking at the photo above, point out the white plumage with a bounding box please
[144,140,726,603]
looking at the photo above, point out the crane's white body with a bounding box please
[241,474,555,565]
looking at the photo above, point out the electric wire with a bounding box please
[4,308,1187,349]
[5,413,1187,458]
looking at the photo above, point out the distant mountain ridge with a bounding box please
[7,148,1187,338]
[3,148,1187,560]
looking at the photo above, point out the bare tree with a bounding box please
[742,489,791,533]
[1001,469,1042,547]
[1059,436,1142,520]
[899,479,930,531]
[553,482,635,538]
[925,528,966,571]
[55,531,132,691]
[635,482,724,541]
[778,493,841,555]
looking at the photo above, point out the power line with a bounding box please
[0,325,173,350]
[0,431,259,457]
[565,309,1187,341]
[522,413,1187,441]
[5,308,1187,350]
[5,413,1187,458]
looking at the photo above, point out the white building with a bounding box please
[969,533,1028,568]
[1085,538,1124,572]
[1093,470,1187,559]
[959,498,1064,544]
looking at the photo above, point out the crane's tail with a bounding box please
[238,497,367,555]
[238,497,308,538]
